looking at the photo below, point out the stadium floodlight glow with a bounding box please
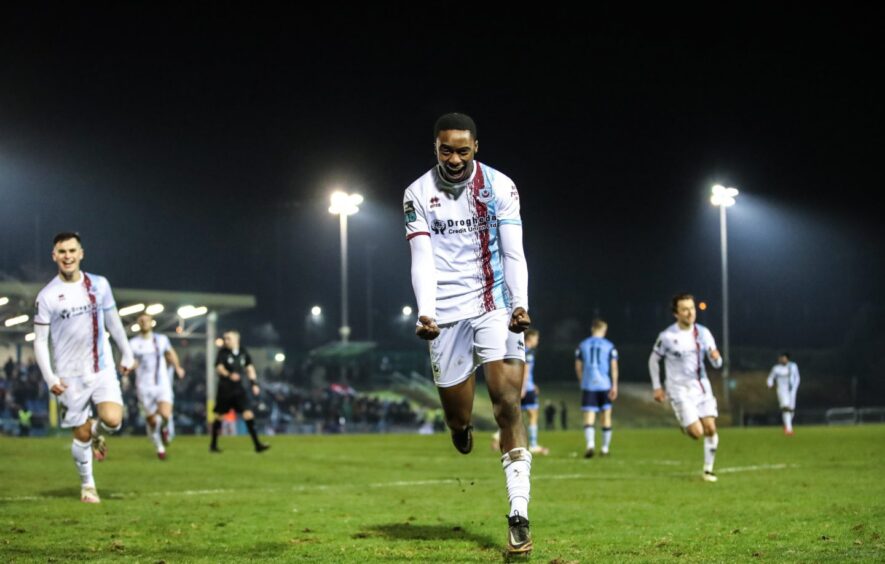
[4,315,28,327]
[118,303,146,317]
[145,303,165,316]
[711,184,739,207]
[130,324,140,332]
[0,297,9,307]
[328,191,364,216]
[177,305,208,319]
[710,183,739,409]
[25,332,35,342]
[311,305,322,317]
[402,306,413,317]
[274,353,286,363]
[328,191,364,343]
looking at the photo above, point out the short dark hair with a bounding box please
[780,352,791,360]
[53,232,82,247]
[434,112,477,140]
[671,293,695,313]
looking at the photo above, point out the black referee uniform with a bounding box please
[209,346,269,453]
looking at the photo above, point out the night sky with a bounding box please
[2,7,882,352]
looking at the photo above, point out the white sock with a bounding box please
[783,412,793,432]
[502,448,532,519]
[703,433,719,472]
[602,427,612,452]
[584,425,595,449]
[166,416,175,441]
[72,439,95,488]
[528,424,538,448]
[148,422,165,453]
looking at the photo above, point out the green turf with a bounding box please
[1,425,883,562]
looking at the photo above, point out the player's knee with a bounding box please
[493,400,521,428]
[103,415,123,430]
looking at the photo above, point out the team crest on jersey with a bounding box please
[477,187,493,203]
[431,219,446,235]
[58,294,66,301]
[403,200,417,224]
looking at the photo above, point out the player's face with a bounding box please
[223,332,239,349]
[673,299,696,327]
[52,239,83,279]
[435,129,478,183]
[778,355,789,365]
[526,334,539,349]
[137,315,153,332]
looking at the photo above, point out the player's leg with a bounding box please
[141,389,166,458]
[210,398,228,452]
[478,312,533,555]
[438,374,476,453]
[700,416,719,480]
[600,407,613,456]
[59,378,100,502]
[431,318,477,454]
[241,406,270,453]
[487,357,533,554]
[582,391,599,457]
[90,369,125,461]
[527,407,546,453]
[157,401,173,444]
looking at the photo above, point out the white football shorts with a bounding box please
[429,308,525,388]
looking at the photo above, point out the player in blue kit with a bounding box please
[575,319,619,458]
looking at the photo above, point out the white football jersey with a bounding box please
[403,162,522,324]
[130,333,172,388]
[768,362,800,389]
[652,323,719,387]
[33,273,116,378]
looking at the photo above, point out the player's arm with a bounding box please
[707,347,723,368]
[164,347,186,378]
[245,355,259,394]
[703,328,723,368]
[408,234,440,340]
[767,367,776,388]
[791,363,800,388]
[98,279,134,372]
[609,357,619,401]
[574,358,583,382]
[215,353,232,378]
[33,324,64,395]
[105,308,135,374]
[499,222,530,332]
[648,349,665,402]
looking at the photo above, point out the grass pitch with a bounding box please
[1,425,883,562]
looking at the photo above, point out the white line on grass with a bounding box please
[0,463,798,502]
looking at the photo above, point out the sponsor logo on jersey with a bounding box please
[510,186,519,200]
[429,214,498,235]
[429,196,441,209]
[59,303,98,320]
[403,200,417,224]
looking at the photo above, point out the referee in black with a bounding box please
[210,330,270,453]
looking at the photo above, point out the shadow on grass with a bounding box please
[367,522,497,549]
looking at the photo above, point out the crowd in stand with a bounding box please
[2,355,427,436]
